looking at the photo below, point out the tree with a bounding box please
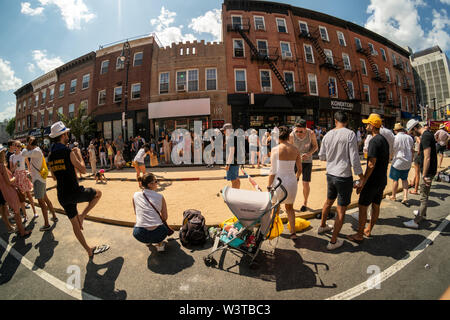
[6,117,15,137]
[58,105,96,142]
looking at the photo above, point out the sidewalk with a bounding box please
[36,157,450,229]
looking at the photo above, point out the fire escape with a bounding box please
[299,27,354,100]
[227,18,295,94]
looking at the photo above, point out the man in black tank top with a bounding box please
[48,122,109,258]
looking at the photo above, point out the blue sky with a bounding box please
[0,0,449,122]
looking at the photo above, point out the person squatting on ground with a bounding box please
[434,124,449,169]
[133,144,152,188]
[114,150,126,170]
[133,173,169,252]
[48,121,108,259]
[348,114,389,243]
[318,111,364,250]
[22,136,58,231]
[289,119,318,212]
[403,120,438,229]
[95,169,107,184]
[389,123,414,206]
[268,126,302,240]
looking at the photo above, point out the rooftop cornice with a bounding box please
[56,51,96,75]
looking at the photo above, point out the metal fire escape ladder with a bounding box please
[236,27,292,94]
[308,30,352,100]
[363,48,384,82]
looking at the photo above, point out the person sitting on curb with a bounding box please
[132,173,169,252]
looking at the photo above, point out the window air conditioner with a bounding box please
[282,51,293,60]
[262,86,272,92]
[177,84,186,92]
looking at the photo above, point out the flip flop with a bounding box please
[289,233,298,240]
[90,245,110,258]
[401,200,410,208]
[409,190,419,195]
[347,234,364,244]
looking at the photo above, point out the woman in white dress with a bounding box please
[267,126,302,240]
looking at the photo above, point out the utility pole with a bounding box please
[432,97,437,121]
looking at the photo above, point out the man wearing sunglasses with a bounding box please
[289,119,318,212]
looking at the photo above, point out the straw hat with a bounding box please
[394,123,404,131]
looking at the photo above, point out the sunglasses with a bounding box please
[295,130,306,134]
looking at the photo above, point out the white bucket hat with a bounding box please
[49,121,70,138]
[406,119,420,133]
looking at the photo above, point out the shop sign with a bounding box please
[212,120,224,129]
[330,100,354,111]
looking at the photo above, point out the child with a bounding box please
[95,169,107,184]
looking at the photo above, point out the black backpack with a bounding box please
[180,209,208,246]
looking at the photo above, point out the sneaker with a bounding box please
[300,205,307,212]
[318,224,333,234]
[155,242,166,252]
[413,210,419,217]
[403,220,419,229]
[326,239,344,250]
[39,225,52,232]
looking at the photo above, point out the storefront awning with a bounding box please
[148,98,211,120]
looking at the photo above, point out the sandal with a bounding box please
[409,190,419,195]
[89,244,110,259]
[347,234,364,244]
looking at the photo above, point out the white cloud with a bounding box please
[31,50,64,73]
[0,102,17,122]
[365,0,450,52]
[28,63,36,73]
[151,6,196,46]
[441,0,450,5]
[189,9,222,42]
[0,59,23,92]
[21,2,44,16]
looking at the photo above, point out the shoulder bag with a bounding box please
[141,191,174,236]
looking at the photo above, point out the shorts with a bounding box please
[133,225,168,244]
[413,154,420,165]
[326,174,353,207]
[226,165,240,181]
[389,167,410,181]
[60,187,97,219]
[33,180,47,200]
[437,144,447,154]
[359,184,386,206]
[0,190,5,206]
[301,163,313,182]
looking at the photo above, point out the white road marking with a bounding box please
[0,237,101,300]
[327,213,450,300]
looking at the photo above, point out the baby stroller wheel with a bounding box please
[203,256,216,267]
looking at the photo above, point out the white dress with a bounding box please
[270,158,298,205]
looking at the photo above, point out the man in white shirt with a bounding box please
[22,136,58,231]
[389,123,414,205]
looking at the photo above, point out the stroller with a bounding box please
[204,178,287,268]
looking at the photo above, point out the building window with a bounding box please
[324,49,334,64]
[299,21,309,35]
[101,60,109,74]
[82,74,90,89]
[363,85,370,103]
[235,69,247,92]
[69,104,75,119]
[308,74,318,96]
[374,64,379,76]
[254,16,265,30]
[280,42,292,59]
[59,83,65,98]
[57,107,63,119]
[231,15,242,29]
[49,88,54,101]
[342,53,351,70]
[392,54,397,65]
[380,48,387,61]
[257,40,268,56]
[206,68,217,91]
[260,70,272,91]
[35,94,39,107]
[360,59,367,76]
[276,18,287,33]
[233,39,244,57]
[177,71,187,91]
[284,71,294,91]
[98,90,106,105]
[304,44,314,63]
[70,79,77,94]
[368,43,377,55]
[385,68,391,82]
[406,62,411,73]
[114,87,122,103]
[159,72,169,94]
[396,74,401,86]
[116,56,124,70]
[329,77,338,98]
[188,70,199,91]
[337,31,346,46]
[319,26,329,41]
[131,83,141,99]
[346,81,355,99]
[41,90,46,104]
[18,103,21,114]
[355,38,362,50]
[48,110,53,125]
[133,52,143,67]
[23,100,26,110]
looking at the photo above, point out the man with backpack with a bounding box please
[22,136,58,231]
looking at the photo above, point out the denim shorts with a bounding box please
[389,167,409,181]
[226,165,240,181]
[133,225,168,244]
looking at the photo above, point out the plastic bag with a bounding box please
[288,217,311,233]
[267,214,284,240]
[219,217,238,229]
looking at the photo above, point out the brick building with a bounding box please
[91,36,155,141]
[149,40,228,137]
[223,0,417,130]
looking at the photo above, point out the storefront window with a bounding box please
[113,120,122,140]
[104,121,112,140]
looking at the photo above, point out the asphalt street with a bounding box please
[0,182,449,300]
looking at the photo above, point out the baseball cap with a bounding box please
[362,113,382,128]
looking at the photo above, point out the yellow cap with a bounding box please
[362,113,382,128]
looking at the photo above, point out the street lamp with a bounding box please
[119,40,131,141]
